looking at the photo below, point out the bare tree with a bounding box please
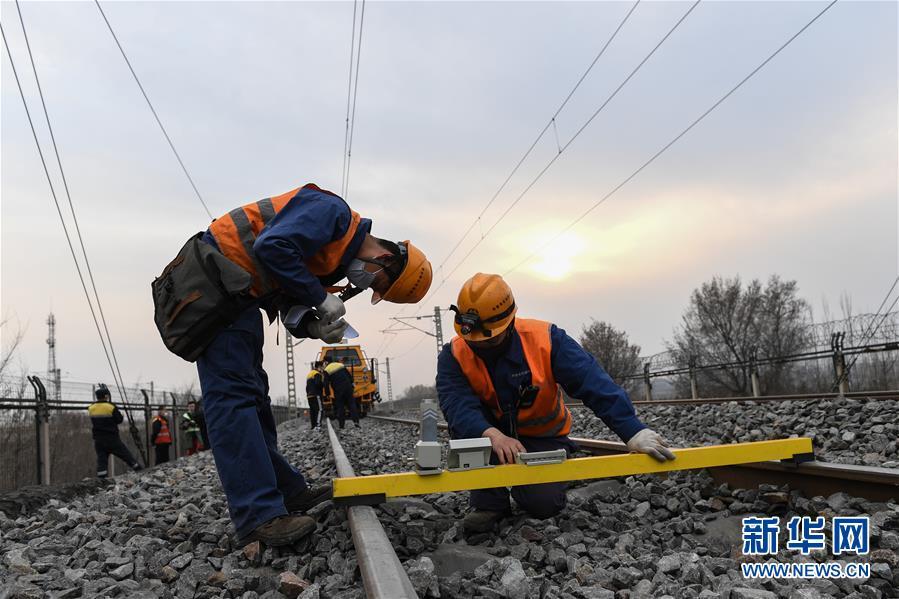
[578,319,641,394]
[0,316,25,378]
[0,316,28,399]
[670,275,810,396]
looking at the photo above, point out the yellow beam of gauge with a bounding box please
[332,437,813,502]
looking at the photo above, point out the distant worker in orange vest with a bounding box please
[437,273,674,534]
[151,408,173,464]
[195,184,432,547]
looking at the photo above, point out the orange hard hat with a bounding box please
[451,273,517,341]
[374,240,432,305]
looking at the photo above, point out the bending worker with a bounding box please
[436,273,674,534]
[197,184,431,547]
[88,384,143,478]
[305,362,324,430]
[322,356,359,429]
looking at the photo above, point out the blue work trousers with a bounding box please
[93,434,140,477]
[470,435,577,519]
[197,305,307,539]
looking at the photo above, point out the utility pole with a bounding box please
[386,307,448,358]
[433,306,444,354]
[46,313,61,403]
[384,357,394,402]
[285,325,298,420]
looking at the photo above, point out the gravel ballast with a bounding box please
[570,396,899,468]
[1,410,897,599]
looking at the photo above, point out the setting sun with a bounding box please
[528,230,588,281]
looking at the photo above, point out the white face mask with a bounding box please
[346,259,382,289]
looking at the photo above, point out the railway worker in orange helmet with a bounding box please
[159,183,432,548]
[436,273,673,534]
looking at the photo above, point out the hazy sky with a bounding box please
[2,1,896,402]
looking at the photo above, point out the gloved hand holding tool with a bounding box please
[282,304,357,343]
[316,293,346,323]
[626,428,676,462]
[308,318,349,343]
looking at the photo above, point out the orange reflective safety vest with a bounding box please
[208,184,362,296]
[153,416,172,445]
[451,318,572,437]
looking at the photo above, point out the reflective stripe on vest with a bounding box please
[208,184,362,296]
[153,416,172,445]
[324,362,346,376]
[450,318,572,438]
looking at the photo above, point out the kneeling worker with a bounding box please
[436,273,674,533]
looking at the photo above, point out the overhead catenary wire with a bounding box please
[414,0,701,313]
[378,1,645,354]
[505,0,840,277]
[341,0,366,199]
[13,0,132,412]
[1,20,146,462]
[94,0,213,221]
[340,0,359,197]
[432,0,642,278]
[833,275,899,390]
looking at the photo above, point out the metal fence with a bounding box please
[624,338,898,400]
[0,376,295,493]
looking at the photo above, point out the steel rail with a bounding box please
[367,415,899,503]
[571,389,899,408]
[325,420,419,599]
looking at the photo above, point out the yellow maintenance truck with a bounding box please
[316,344,380,418]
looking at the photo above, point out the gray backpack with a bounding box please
[152,233,254,362]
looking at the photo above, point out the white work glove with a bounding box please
[307,318,349,343]
[315,293,346,324]
[626,428,676,462]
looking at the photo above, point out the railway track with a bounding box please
[330,414,898,598]
[366,414,899,503]
[568,389,899,408]
[325,419,419,598]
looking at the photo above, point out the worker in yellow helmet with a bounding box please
[155,183,432,548]
[437,273,673,534]
[306,362,325,430]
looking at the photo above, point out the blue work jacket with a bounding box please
[202,186,372,308]
[436,323,645,442]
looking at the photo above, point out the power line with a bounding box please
[419,0,701,309]
[341,0,366,199]
[835,276,899,390]
[505,0,839,276]
[433,0,642,276]
[94,0,213,221]
[340,0,359,197]
[14,0,132,411]
[1,20,145,461]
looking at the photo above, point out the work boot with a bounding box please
[354,421,361,429]
[284,484,333,514]
[239,515,316,547]
[463,509,509,534]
